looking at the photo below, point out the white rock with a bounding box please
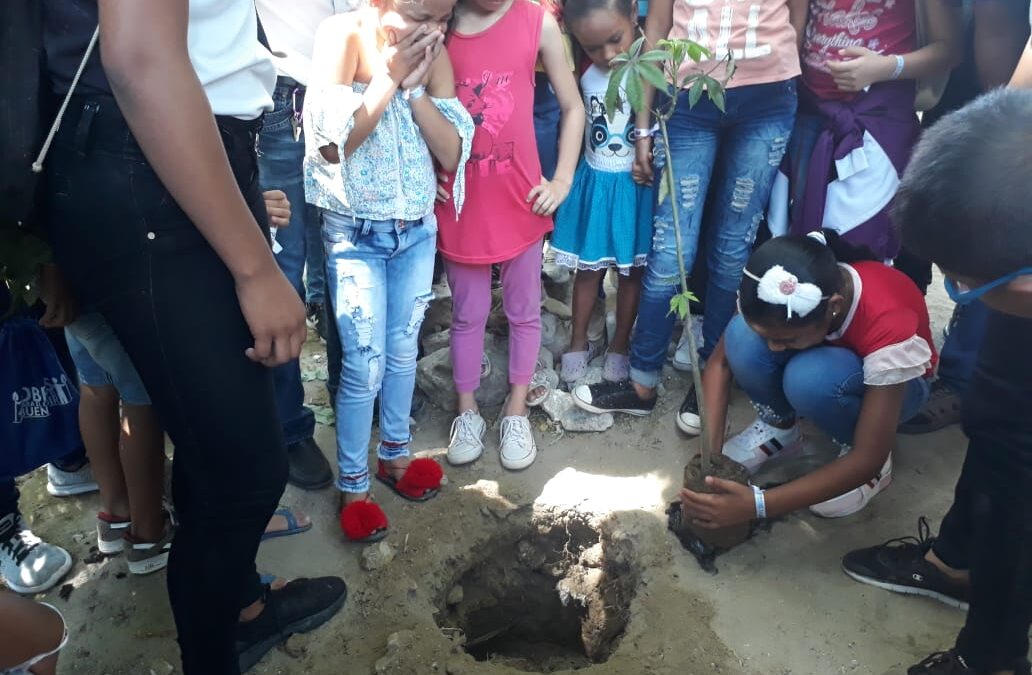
[361,541,396,571]
[561,407,614,433]
[446,585,464,606]
[541,390,574,422]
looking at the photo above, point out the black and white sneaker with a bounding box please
[572,381,656,416]
[676,385,701,435]
[842,517,968,610]
[908,651,977,675]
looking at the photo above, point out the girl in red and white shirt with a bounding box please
[681,231,934,529]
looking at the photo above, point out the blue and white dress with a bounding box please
[552,64,654,274]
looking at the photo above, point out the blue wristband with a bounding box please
[890,54,905,81]
[752,484,767,520]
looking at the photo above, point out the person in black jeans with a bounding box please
[41,0,345,672]
[843,89,1032,675]
[896,0,1030,435]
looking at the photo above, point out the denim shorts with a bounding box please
[65,313,151,406]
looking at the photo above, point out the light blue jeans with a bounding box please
[723,315,929,445]
[65,312,151,406]
[629,79,798,388]
[323,211,437,493]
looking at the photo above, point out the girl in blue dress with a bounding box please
[552,0,653,385]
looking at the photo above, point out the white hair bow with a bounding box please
[742,265,828,319]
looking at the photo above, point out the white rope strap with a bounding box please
[32,25,100,174]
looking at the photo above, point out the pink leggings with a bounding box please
[446,241,543,393]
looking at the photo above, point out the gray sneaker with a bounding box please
[499,415,537,471]
[46,462,99,497]
[126,525,175,575]
[97,514,131,555]
[0,515,73,594]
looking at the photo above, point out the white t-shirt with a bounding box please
[189,0,277,119]
[256,0,359,85]
[580,65,635,173]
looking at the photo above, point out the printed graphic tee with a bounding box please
[436,0,553,264]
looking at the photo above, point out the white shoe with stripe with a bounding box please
[723,418,804,474]
[810,453,893,518]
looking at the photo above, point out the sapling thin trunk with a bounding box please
[606,36,733,475]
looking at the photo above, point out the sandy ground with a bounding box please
[15,281,970,675]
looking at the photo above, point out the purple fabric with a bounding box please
[790,81,922,259]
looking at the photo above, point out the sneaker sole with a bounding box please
[98,539,126,556]
[672,356,693,372]
[501,448,537,471]
[3,555,73,594]
[842,565,969,611]
[810,476,892,518]
[46,482,100,497]
[675,414,701,436]
[572,395,652,417]
[447,449,483,466]
[128,552,170,575]
[238,587,348,672]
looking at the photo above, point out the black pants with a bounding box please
[46,96,287,673]
[932,434,1032,673]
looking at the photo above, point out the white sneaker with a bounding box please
[46,462,99,497]
[672,319,704,372]
[810,453,893,518]
[723,418,804,474]
[499,415,537,471]
[447,409,486,466]
[0,515,73,594]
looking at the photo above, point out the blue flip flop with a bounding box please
[261,506,312,541]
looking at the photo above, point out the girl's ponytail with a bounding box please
[819,229,880,265]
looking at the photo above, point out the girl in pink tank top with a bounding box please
[437,0,583,470]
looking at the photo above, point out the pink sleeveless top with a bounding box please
[436,0,553,264]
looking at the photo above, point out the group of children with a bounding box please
[6,0,1032,673]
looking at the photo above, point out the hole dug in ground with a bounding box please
[437,510,638,673]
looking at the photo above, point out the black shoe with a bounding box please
[306,302,328,342]
[286,438,333,490]
[842,517,968,610]
[908,651,976,674]
[237,576,347,672]
[899,380,961,434]
[676,385,701,435]
[571,380,656,416]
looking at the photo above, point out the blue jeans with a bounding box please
[65,312,151,406]
[259,81,316,446]
[937,300,990,395]
[724,315,930,445]
[629,79,797,388]
[533,72,560,181]
[323,211,436,493]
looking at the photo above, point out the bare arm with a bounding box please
[99,0,277,283]
[702,335,733,457]
[410,50,462,172]
[634,0,673,133]
[540,12,584,189]
[1011,37,1032,88]
[973,0,1031,90]
[788,0,809,52]
[827,0,962,92]
[763,383,904,518]
[99,0,304,366]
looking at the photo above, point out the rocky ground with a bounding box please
[16,271,968,675]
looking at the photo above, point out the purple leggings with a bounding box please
[446,241,543,393]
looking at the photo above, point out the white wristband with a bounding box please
[890,55,905,81]
[633,127,653,141]
[752,484,767,520]
[404,85,426,101]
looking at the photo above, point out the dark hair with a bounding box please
[894,88,1032,281]
[739,230,878,327]
[564,0,635,26]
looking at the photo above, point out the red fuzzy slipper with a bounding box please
[339,498,389,543]
[375,458,443,502]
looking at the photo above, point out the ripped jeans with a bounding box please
[629,79,797,389]
[323,211,436,493]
